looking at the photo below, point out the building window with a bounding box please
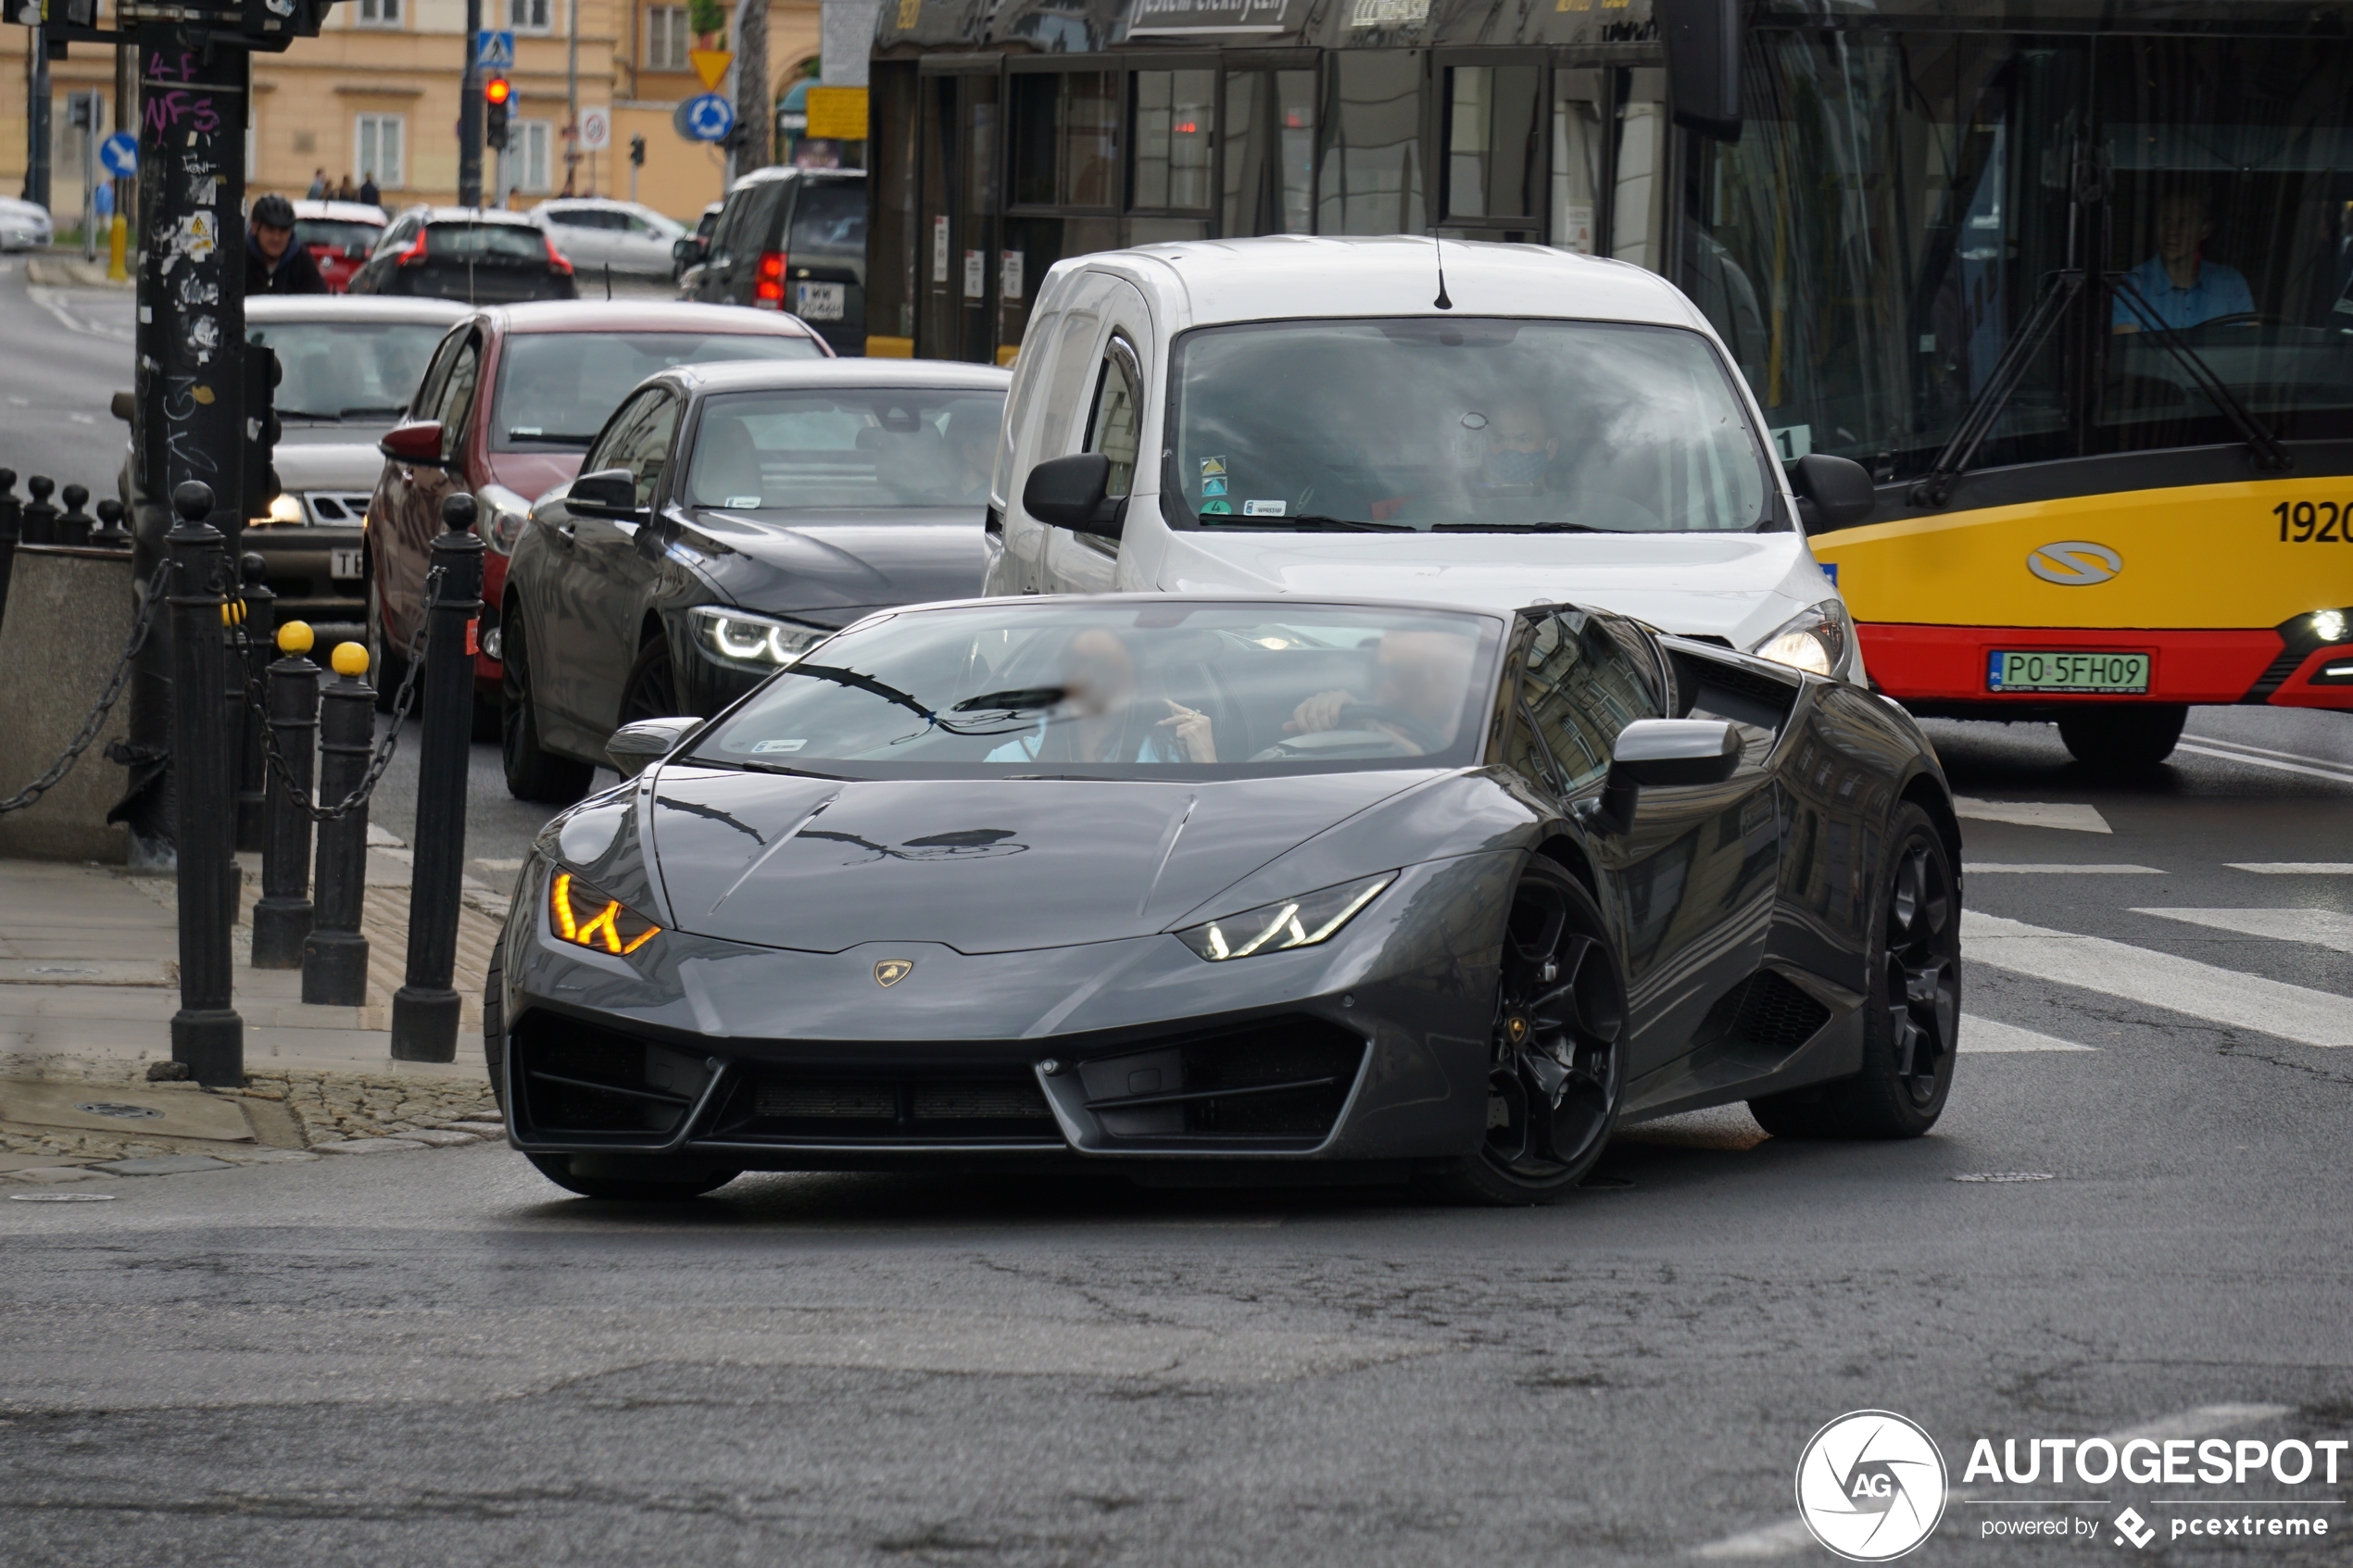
[647,6,688,69]
[355,0,401,27]
[510,0,551,33]
[515,120,554,193]
[355,114,406,190]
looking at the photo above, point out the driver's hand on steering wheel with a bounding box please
[1286,689,1355,735]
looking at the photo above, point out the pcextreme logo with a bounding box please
[1796,1411,1949,1561]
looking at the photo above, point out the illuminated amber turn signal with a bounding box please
[550,872,661,956]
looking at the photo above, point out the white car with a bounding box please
[528,198,686,279]
[985,237,1880,681]
[0,197,54,251]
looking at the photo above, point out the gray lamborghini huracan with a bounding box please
[488,594,1962,1204]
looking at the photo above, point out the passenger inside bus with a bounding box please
[2112,187,2257,334]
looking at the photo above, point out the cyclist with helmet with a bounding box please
[246,194,329,295]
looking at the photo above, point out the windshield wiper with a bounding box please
[1199,512,1413,532]
[503,430,598,446]
[723,758,850,780]
[1431,521,1610,534]
[2106,271,2291,473]
[1908,268,2084,508]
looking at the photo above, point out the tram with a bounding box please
[866,0,2353,763]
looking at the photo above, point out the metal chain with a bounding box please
[239,565,446,823]
[0,558,175,816]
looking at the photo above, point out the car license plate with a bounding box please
[794,281,846,321]
[1987,649,2151,694]
[330,547,364,581]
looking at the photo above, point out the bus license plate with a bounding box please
[330,547,364,581]
[794,282,845,321]
[1987,650,2151,694]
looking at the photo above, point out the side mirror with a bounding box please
[379,420,447,467]
[1656,0,1743,142]
[607,716,698,778]
[109,390,134,423]
[567,467,643,518]
[1023,453,1124,540]
[1786,453,1877,532]
[672,237,694,263]
[1611,719,1743,788]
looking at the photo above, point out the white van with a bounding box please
[984,235,1879,681]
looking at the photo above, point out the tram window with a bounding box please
[1550,69,1604,255]
[1610,69,1667,271]
[1319,52,1427,236]
[1132,69,1215,213]
[1010,70,1120,210]
[1221,69,1316,237]
[1444,65,1541,222]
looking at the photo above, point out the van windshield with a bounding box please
[1168,319,1771,533]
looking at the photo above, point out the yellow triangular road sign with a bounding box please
[690,48,733,90]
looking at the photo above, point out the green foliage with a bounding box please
[687,0,725,42]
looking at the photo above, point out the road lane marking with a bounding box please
[1692,1521,1812,1559]
[2181,734,2353,776]
[2230,862,2353,874]
[2132,907,2353,956]
[1960,1017,2096,1052]
[1963,910,2353,1047]
[2174,741,2353,787]
[1955,798,2111,834]
[1966,864,2162,874]
[2102,1403,2293,1446]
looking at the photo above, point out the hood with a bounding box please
[682,508,988,619]
[272,433,395,492]
[1151,528,1834,652]
[484,449,582,502]
[640,766,1433,954]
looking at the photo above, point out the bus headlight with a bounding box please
[1752,598,1854,678]
[2313,608,2348,646]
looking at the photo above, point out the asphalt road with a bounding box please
[0,257,135,494]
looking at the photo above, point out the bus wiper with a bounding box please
[1201,512,1413,532]
[2106,272,2291,473]
[1909,269,2084,509]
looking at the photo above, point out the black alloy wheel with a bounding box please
[526,1154,742,1201]
[618,637,679,728]
[1433,858,1626,1205]
[2057,703,2186,769]
[499,607,593,805]
[1750,802,1959,1139]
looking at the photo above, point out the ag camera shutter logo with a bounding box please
[1795,1411,1949,1561]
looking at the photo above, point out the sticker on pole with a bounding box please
[578,106,611,151]
[680,93,736,143]
[99,132,138,178]
[474,29,515,68]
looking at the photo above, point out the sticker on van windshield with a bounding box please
[1202,500,1232,514]
[751,738,808,754]
[1201,477,1227,497]
[1242,499,1288,517]
[1200,456,1227,478]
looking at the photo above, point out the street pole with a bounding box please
[25,31,51,211]
[459,0,484,207]
[565,0,580,195]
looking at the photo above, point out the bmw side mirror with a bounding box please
[1024,452,1125,541]
[607,716,699,778]
[1585,719,1743,832]
[568,467,643,519]
[1786,453,1877,533]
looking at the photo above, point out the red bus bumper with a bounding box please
[1859,623,2353,709]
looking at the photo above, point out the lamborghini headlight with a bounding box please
[548,871,661,956]
[688,605,828,670]
[1174,872,1396,962]
[1751,597,1854,678]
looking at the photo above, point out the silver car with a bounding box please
[528,198,686,279]
[0,197,54,251]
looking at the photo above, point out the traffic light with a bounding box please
[484,75,512,151]
[629,134,646,168]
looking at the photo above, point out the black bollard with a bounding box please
[91,497,132,549]
[166,481,244,1087]
[302,643,374,1006]
[252,621,321,969]
[57,484,93,546]
[232,554,275,855]
[389,495,484,1063]
[20,475,58,546]
[0,470,17,644]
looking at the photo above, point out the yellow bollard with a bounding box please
[331,641,370,677]
[277,621,316,657]
[106,214,128,282]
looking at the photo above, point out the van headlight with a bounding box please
[688,606,828,670]
[1174,872,1396,962]
[1751,599,1854,678]
[257,492,306,525]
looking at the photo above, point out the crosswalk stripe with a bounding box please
[2174,741,2353,787]
[2229,862,2353,874]
[1962,910,2353,1048]
[1960,1017,2096,1052]
[1966,864,2162,874]
[2132,907,2353,956]
[1955,797,2111,834]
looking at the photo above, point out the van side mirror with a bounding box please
[1024,453,1125,541]
[568,468,643,518]
[1786,453,1878,532]
[607,716,698,778]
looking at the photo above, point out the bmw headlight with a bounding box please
[1752,598,1854,678]
[1174,872,1396,962]
[549,871,661,956]
[688,605,828,670]
[478,483,534,555]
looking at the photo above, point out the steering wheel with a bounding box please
[1338,702,1447,754]
[1245,704,1446,762]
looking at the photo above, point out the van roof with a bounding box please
[1067,235,1707,333]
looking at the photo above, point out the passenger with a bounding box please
[988,628,1216,763]
[2113,188,2256,334]
[1286,628,1477,754]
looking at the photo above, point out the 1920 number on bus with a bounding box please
[2275,501,2349,542]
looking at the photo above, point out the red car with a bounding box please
[366,302,832,729]
[293,199,387,294]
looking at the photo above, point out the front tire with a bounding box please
[1749,802,1958,1139]
[526,1153,740,1201]
[1429,859,1626,1205]
[2057,703,2185,768]
[500,608,594,806]
[619,636,680,727]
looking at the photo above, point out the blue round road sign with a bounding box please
[682,93,736,143]
[99,132,138,178]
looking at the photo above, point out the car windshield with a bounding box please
[494,332,824,448]
[685,387,1008,510]
[248,320,447,421]
[1170,318,1770,533]
[424,222,547,262]
[689,601,1504,779]
[296,219,381,253]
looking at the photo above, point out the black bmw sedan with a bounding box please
[488,594,1965,1205]
[497,358,1011,804]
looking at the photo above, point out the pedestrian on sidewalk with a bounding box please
[337,174,359,202]
[307,168,328,199]
[359,171,382,209]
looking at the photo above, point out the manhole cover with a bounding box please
[1950,1172,2056,1184]
[74,1102,167,1120]
[9,1191,118,1201]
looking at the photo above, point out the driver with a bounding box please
[1285,629,1477,756]
[988,628,1217,763]
[1475,399,1559,493]
[2113,187,2256,334]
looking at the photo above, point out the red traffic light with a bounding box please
[484,76,513,106]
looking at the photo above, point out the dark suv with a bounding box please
[349,207,580,305]
[680,168,865,354]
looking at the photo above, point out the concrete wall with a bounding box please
[0,546,138,865]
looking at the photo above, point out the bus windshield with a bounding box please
[1685,31,2353,480]
[1168,318,1770,533]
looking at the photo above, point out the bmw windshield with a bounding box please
[1168,319,1772,533]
